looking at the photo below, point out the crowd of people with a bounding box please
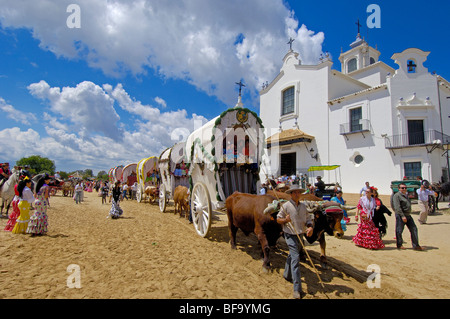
[259,173,434,298]
[3,170,51,236]
[1,160,438,299]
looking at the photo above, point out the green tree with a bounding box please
[16,155,56,175]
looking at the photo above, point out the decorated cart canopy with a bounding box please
[158,142,189,212]
[135,156,159,202]
[136,156,159,187]
[185,106,265,237]
[121,163,137,186]
[109,165,124,183]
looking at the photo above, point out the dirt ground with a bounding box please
[0,190,449,299]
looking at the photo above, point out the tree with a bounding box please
[97,170,109,181]
[16,155,56,175]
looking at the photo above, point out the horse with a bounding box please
[0,170,20,216]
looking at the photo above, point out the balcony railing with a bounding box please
[385,130,450,149]
[340,119,371,136]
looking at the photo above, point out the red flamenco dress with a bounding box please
[4,184,20,231]
[352,197,385,250]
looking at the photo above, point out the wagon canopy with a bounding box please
[185,107,264,171]
[185,106,265,202]
[109,165,124,183]
[121,163,137,185]
[159,142,187,174]
[136,156,159,187]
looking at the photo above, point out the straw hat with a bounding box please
[286,184,306,194]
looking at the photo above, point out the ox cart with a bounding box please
[136,156,159,203]
[158,142,189,212]
[48,177,65,196]
[185,106,264,237]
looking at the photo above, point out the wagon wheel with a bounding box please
[49,188,56,196]
[159,184,167,213]
[191,182,212,237]
[136,185,143,203]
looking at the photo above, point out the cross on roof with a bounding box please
[287,37,295,51]
[235,80,246,96]
[356,19,362,34]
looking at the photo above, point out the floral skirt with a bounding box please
[27,208,48,235]
[352,218,385,250]
[12,201,30,234]
[4,197,20,231]
[109,199,123,219]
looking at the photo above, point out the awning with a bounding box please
[266,128,314,148]
[308,165,340,172]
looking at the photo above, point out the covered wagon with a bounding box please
[136,156,159,203]
[158,142,189,212]
[185,105,265,237]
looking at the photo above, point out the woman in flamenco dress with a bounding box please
[353,187,385,250]
[4,183,20,231]
[12,178,35,234]
[26,174,50,236]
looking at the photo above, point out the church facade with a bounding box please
[259,33,450,195]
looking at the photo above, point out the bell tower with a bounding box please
[339,20,381,74]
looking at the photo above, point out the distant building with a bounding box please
[259,31,450,195]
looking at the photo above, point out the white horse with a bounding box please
[0,170,20,216]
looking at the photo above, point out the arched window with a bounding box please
[282,86,295,115]
[370,57,376,65]
[347,58,357,73]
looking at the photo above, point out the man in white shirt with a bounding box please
[360,181,370,196]
[277,184,313,299]
[417,180,435,224]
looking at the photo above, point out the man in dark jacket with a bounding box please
[391,183,424,251]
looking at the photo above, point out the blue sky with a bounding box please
[0,0,449,174]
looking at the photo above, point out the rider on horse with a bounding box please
[0,162,11,188]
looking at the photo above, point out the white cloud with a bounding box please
[0,0,325,105]
[1,80,207,173]
[154,97,167,108]
[28,80,122,140]
[0,97,37,125]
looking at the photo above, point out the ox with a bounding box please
[225,192,283,271]
[144,186,158,203]
[302,201,345,268]
[173,185,189,219]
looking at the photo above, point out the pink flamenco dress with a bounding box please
[352,196,385,250]
[26,184,49,235]
[4,184,20,231]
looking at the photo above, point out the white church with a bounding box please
[259,31,450,195]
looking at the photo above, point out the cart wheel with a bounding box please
[136,185,143,203]
[191,182,212,237]
[159,184,167,212]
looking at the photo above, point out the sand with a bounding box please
[1,191,449,299]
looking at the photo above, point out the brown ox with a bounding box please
[173,185,189,219]
[226,192,283,271]
[144,186,158,203]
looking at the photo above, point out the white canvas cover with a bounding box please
[121,163,137,182]
[185,107,264,207]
